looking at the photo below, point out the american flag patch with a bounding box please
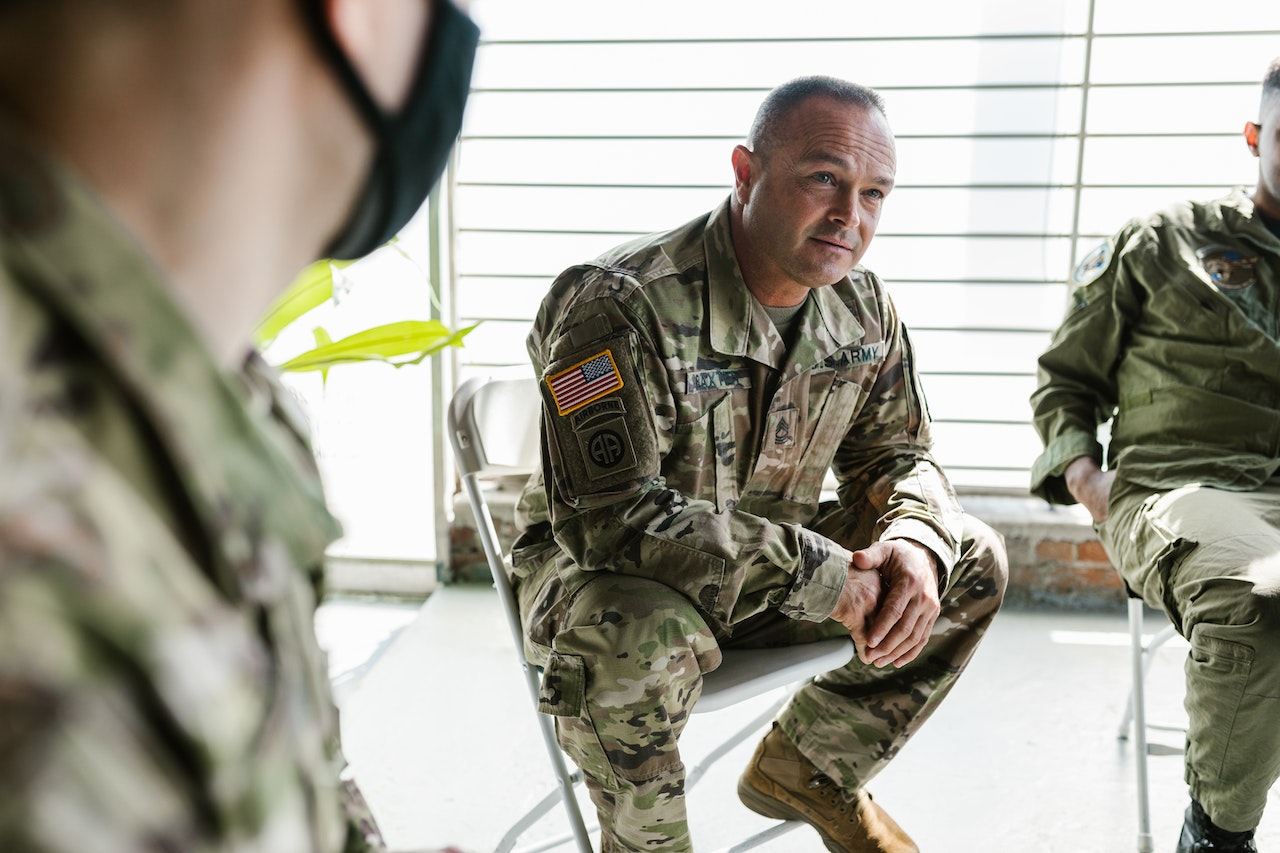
[547,350,623,415]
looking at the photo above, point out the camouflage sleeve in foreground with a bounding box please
[0,425,364,853]
[0,131,387,853]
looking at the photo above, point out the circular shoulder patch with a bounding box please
[1195,244,1259,291]
[1071,239,1113,287]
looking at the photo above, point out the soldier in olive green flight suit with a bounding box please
[1031,58,1280,853]
[0,1,476,851]
[512,76,1008,853]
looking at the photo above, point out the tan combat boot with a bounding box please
[737,723,919,853]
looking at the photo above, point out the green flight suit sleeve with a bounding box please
[1030,223,1145,504]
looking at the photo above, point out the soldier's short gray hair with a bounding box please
[747,76,886,157]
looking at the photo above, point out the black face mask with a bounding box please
[298,0,479,260]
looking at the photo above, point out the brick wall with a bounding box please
[968,496,1126,610]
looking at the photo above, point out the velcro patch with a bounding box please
[546,350,623,415]
[575,414,638,480]
[541,333,658,506]
[686,368,752,393]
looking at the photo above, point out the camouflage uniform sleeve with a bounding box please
[531,276,851,633]
[1030,222,1145,504]
[830,293,963,591]
[0,443,353,853]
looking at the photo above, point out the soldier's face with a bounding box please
[1248,92,1280,219]
[733,97,896,302]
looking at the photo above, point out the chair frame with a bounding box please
[1118,597,1184,853]
[449,374,855,853]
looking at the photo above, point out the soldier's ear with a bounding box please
[1244,121,1261,156]
[731,145,757,204]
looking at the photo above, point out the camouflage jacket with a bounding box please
[1031,189,1280,504]
[0,130,380,851]
[513,199,963,638]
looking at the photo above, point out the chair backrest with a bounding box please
[447,373,544,664]
[449,373,597,852]
[449,374,542,479]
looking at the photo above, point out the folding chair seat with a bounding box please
[449,373,855,853]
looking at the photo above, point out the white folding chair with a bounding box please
[449,373,855,853]
[1117,597,1185,853]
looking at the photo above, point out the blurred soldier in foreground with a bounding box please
[1032,58,1280,853]
[511,75,1008,853]
[0,0,477,850]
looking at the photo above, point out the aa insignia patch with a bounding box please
[1196,245,1259,290]
[1071,239,1113,287]
[582,425,632,470]
[547,350,623,415]
[574,411,638,481]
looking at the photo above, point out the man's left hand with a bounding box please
[849,540,940,669]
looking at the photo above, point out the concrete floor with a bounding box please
[315,587,1279,853]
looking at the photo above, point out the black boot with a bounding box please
[1176,799,1257,852]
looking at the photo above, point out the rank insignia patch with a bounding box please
[774,413,794,447]
[1196,245,1259,290]
[547,350,624,416]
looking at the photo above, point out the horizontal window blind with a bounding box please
[447,0,1280,493]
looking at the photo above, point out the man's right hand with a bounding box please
[1064,456,1115,523]
[829,563,884,656]
[827,539,940,668]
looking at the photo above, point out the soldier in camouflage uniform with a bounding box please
[511,76,1008,853]
[1031,60,1280,853]
[0,1,475,851]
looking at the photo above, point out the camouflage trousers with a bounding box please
[517,515,1007,852]
[1098,479,1280,832]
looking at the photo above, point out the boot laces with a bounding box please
[805,770,858,818]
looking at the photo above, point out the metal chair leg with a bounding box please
[1129,597,1154,853]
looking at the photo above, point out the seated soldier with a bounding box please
[1031,57,1280,853]
[511,75,1008,853]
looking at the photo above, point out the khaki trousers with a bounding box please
[1099,480,1280,831]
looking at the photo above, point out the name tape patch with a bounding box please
[686,368,752,393]
[826,341,886,370]
[547,349,624,416]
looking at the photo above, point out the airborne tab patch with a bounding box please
[547,349,624,415]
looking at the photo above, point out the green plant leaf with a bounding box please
[253,258,354,349]
[275,320,478,374]
[311,327,333,384]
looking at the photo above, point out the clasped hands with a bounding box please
[828,539,940,669]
